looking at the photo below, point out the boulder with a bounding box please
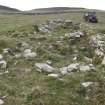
[35,63,54,73]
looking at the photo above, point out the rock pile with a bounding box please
[65,31,84,40]
[38,19,79,33]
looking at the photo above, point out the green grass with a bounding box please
[0,12,105,33]
[0,11,105,105]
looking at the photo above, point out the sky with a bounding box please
[0,0,104,11]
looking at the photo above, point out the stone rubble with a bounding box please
[38,19,75,33]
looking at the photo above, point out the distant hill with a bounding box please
[0,5,20,13]
[27,7,86,14]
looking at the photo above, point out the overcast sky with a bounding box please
[0,0,104,11]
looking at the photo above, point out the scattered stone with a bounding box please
[38,19,74,33]
[89,35,105,48]
[48,74,59,78]
[35,63,54,73]
[21,42,29,49]
[0,54,3,60]
[80,64,95,72]
[15,53,22,58]
[23,49,37,60]
[67,63,80,72]
[3,48,14,55]
[0,60,7,69]
[60,63,80,75]
[84,57,92,63]
[46,60,52,65]
[60,67,69,75]
[0,70,9,75]
[82,82,93,87]
[65,31,84,40]
[102,56,105,65]
[24,49,31,54]
[80,65,90,72]
[0,99,4,105]
[95,49,104,56]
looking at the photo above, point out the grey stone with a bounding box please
[0,99,4,105]
[67,63,80,72]
[82,82,93,87]
[35,63,54,73]
[60,67,69,75]
[23,49,37,60]
[48,74,59,78]
[0,54,3,60]
[0,60,7,69]
[65,31,84,40]
[102,56,105,65]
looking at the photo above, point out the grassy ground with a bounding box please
[0,12,105,33]
[0,11,105,105]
